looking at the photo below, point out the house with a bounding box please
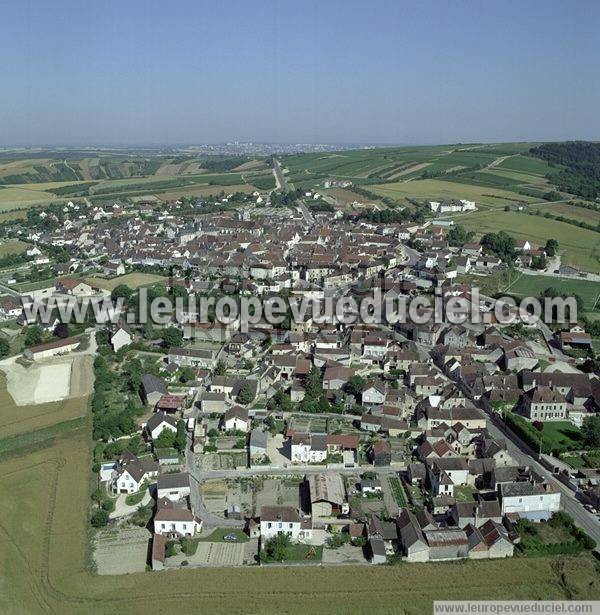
[465,520,514,559]
[499,481,561,521]
[520,386,567,422]
[110,322,132,352]
[112,450,159,494]
[290,433,327,464]
[260,506,313,543]
[369,441,391,466]
[360,478,382,495]
[199,390,227,414]
[249,428,268,458]
[168,347,216,369]
[145,412,178,441]
[23,336,80,361]
[102,261,126,277]
[221,405,250,432]
[369,537,387,564]
[153,497,201,538]
[397,509,429,562]
[140,374,168,406]
[56,278,94,296]
[362,381,386,405]
[307,473,348,516]
[155,394,187,414]
[0,297,22,318]
[449,500,502,528]
[157,472,191,502]
[427,458,469,496]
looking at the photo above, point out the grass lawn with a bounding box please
[560,455,586,469]
[541,422,582,451]
[453,485,477,503]
[198,528,249,543]
[84,272,167,291]
[503,274,600,310]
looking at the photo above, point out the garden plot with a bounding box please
[94,527,150,575]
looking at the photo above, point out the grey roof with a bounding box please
[250,428,268,450]
[141,374,167,395]
[157,472,190,490]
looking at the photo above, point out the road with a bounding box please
[449,373,600,544]
[297,199,315,226]
[272,158,290,191]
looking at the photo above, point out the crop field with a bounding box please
[456,210,600,273]
[529,202,600,225]
[503,274,600,310]
[0,239,29,256]
[368,178,539,207]
[1,416,599,614]
[84,272,167,291]
[0,369,90,439]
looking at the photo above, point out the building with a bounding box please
[307,473,348,517]
[157,472,191,502]
[499,481,561,521]
[140,374,168,406]
[521,386,567,422]
[145,412,178,441]
[260,505,313,543]
[110,322,132,352]
[23,336,80,361]
[221,405,250,432]
[369,440,391,466]
[153,497,201,538]
[112,451,158,494]
[290,433,327,464]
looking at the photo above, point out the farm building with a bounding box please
[306,472,348,517]
[23,336,80,361]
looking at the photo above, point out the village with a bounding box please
[0,186,599,573]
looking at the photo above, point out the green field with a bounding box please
[0,239,29,257]
[456,210,600,273]
[504,274,600,310]
[368,178,539,207]
[85,272,167,291]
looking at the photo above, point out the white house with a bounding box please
[260,505,313,543]
[290,433,327,464]
[153,497,201,538]
[110,323,132,352]
[157,472,191,502]
[221,405,250,432]
[112,452,159,494]
[145,412,178,441]
[499,482,561,521]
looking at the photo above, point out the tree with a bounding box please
[237,382,256,405]
[162,327,183,348]
[0,337,10,358]
[262,533,291,562]
[545,239,559,257]
[214,360,226,376]
[24,325,43,347]
[581,415,600,448]
[305,365,323,399]
[111,284,134,303]
[174,420,187,453]
[91,509,109,528]
[154,428,176,449]
[447,224,475,247]
[344,375,366,399]
[179,366,196,383]
[267,390,292,414]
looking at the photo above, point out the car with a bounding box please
[584,504,597,514]
[223,533,238,542]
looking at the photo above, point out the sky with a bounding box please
[1,0,599,146]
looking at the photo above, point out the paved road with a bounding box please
[450,376,600,544]
[272,158,290,191]
[297,199,315,226]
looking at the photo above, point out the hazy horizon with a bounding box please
[2,0,599,146]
